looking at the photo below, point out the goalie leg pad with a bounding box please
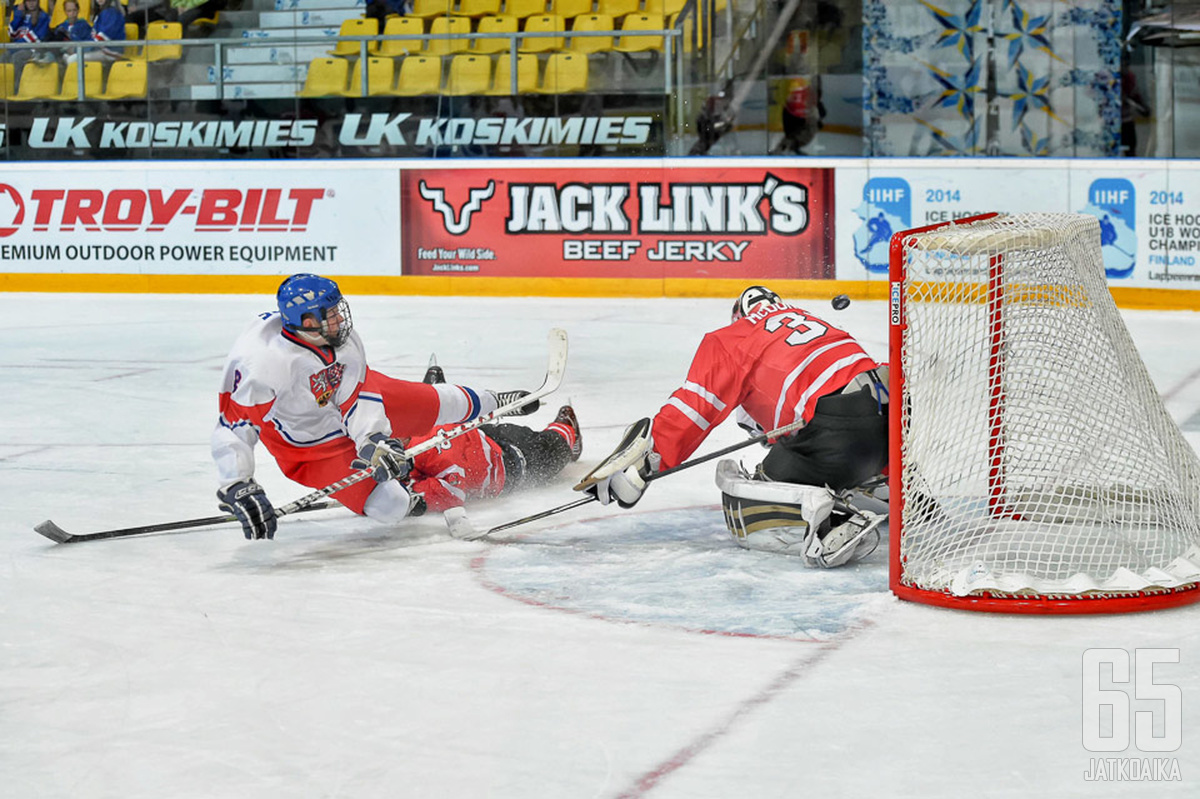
[716,460,835,559]
[716,460,884,567]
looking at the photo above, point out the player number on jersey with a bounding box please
[764,311,827,346]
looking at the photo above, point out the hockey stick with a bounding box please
[33,502,337,545]
[445,417,807,540]
[35,328,569,544]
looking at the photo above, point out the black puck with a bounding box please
[831,294,851,311]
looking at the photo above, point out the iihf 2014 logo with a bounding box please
[852,177,911,274]
[418,180,496,235]
[1081,178,1137,278]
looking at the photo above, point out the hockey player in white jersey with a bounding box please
[211,273,538,539]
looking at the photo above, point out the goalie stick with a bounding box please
[445,417,807,540]
[35,328,569,544]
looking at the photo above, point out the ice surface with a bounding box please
[4,294,1199,798]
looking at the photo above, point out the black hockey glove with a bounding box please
[494,389,540,416]
[352,433,412,483]
[218,479,277,540]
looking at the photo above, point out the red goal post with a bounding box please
[888,212,1200,613]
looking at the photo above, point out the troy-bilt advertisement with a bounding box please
[401,166,835,279]
[0,167,400,273]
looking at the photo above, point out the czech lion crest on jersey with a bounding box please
[309,363,345,407]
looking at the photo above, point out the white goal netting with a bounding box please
[893,213,1200,604]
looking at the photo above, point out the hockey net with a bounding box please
[889,212,1200,613]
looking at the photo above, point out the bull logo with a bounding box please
[418,180,495,235]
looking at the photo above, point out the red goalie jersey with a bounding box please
[650,301,880,469]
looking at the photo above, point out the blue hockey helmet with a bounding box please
[276,273,353,348]
[731,285,781,322]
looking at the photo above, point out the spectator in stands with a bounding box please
[65,0,126,64]
[51,0,94,62]
[1121,62,1149,157]
[172,0,228,36]
[133,0,224,38]
[125,0,170,38]
[7,0,51,86]
[364,0,411,31]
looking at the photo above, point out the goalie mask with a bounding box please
[731,285,781,322]
[277,273,353,349]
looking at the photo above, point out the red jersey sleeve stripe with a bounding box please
[679,379,728,412]
[664,396,713,431]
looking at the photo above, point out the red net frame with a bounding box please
[888,214,1200,614]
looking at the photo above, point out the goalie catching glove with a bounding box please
[352,433,412,483]
[574,418,660,508]
[218,479,278,540]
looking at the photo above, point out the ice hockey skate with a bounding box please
[423,357,445,385]
[551,405,583,462]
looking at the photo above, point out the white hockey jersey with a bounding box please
[212,312,493,489]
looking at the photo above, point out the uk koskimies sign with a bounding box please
[19,113,658,150]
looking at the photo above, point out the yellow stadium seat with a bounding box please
[0,63,14,99]
[347,56,397,96]
[327,17,379,58]
[536,51,587,92]
[596,0,638,17]
[569,13,613,53]
[14,62,61,101]
[520,14,564,52]
[613,13,663,53]
[550,0,591,18]
[393,55,442,95]
[409,0,456,18]
[123,22,141,58]
[377,16,425,57]
[51,60,103,100]
[49,0,92,30]
[145,21,183,62]
[445,53,492,94]
[189,9,221,27]
[425,15,471,56]
[97,59,148,99]
[458,0,501,16]
[503,0,546,19]
[644,0,684,15]
[297,56,353,97]
[487,52,538,94]
[473,15,518,53]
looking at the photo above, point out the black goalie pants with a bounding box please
[759,387,887,492]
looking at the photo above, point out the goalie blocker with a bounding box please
[716,460,884,568]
